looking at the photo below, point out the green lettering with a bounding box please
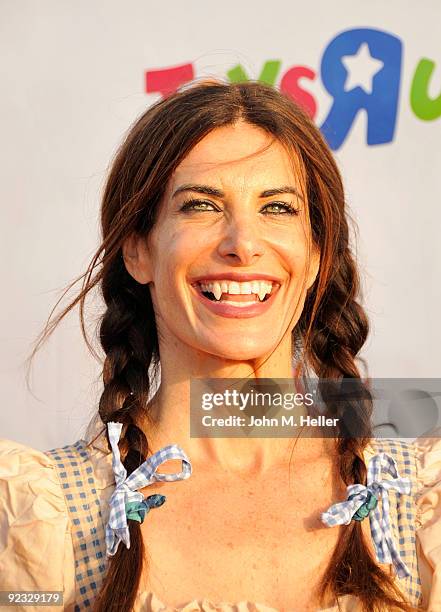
[410,58,441,121]
[227,60,281,86]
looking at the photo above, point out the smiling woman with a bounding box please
[1,81,441,612]
[122,121,319,362]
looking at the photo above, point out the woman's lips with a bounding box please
[191,283,281,318]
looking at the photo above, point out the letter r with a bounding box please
[319,28,402,150]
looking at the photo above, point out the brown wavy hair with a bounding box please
[29,81,419,612]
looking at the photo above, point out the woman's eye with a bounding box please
[261,201,300,215]
[179,199,299,215]
[179,199,219,212]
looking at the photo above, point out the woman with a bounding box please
[0,81,440,612]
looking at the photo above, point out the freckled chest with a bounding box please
[137,460,351,609]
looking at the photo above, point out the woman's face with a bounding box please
[124,121,320,361]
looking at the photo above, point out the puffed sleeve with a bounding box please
[0,439,76,611]
[414,429,441,612]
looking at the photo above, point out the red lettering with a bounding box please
[145,63,194,98]
[280,66,317,119]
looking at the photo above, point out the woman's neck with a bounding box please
[143,386,335,476]
[136,339,335,476]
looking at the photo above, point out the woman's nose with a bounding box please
[217,217,265,265]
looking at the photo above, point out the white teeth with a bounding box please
[212,282,222,301]
[240,282,252,294]
[198,279,275,301]
[258,286,267,301]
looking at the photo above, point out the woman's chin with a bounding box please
[201,338,281,363]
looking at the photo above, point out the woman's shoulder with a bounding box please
[365,429,441,610]
[0,431,113,609]
[0,436,66,511]
[365,435,419,463]
[0,427,113,501]
[364,428,441,496]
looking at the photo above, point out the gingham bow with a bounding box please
[321,452,412,578]
[105,421,192,557]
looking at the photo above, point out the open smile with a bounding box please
[190,277,282,319]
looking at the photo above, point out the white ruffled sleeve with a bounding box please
[0,439,76,610]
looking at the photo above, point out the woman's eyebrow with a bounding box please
[172,183,304,200]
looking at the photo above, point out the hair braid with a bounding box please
[93,256,158,611]
[300,249,416,611]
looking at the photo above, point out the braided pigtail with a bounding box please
[299,246,417,611]
[92,256,159,612]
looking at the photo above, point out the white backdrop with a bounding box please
[1,0,440,450]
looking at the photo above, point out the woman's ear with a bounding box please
[122,233,153,285]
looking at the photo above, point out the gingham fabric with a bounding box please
[106,421,192,557]
[44,436,422,610]
[321,452,412,578]
[366,438,422,607]
[44,440,108,611]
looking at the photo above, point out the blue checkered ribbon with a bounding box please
[105,421,192,557]
[321,452,412,578]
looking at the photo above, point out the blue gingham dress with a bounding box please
[44,437,423,610]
